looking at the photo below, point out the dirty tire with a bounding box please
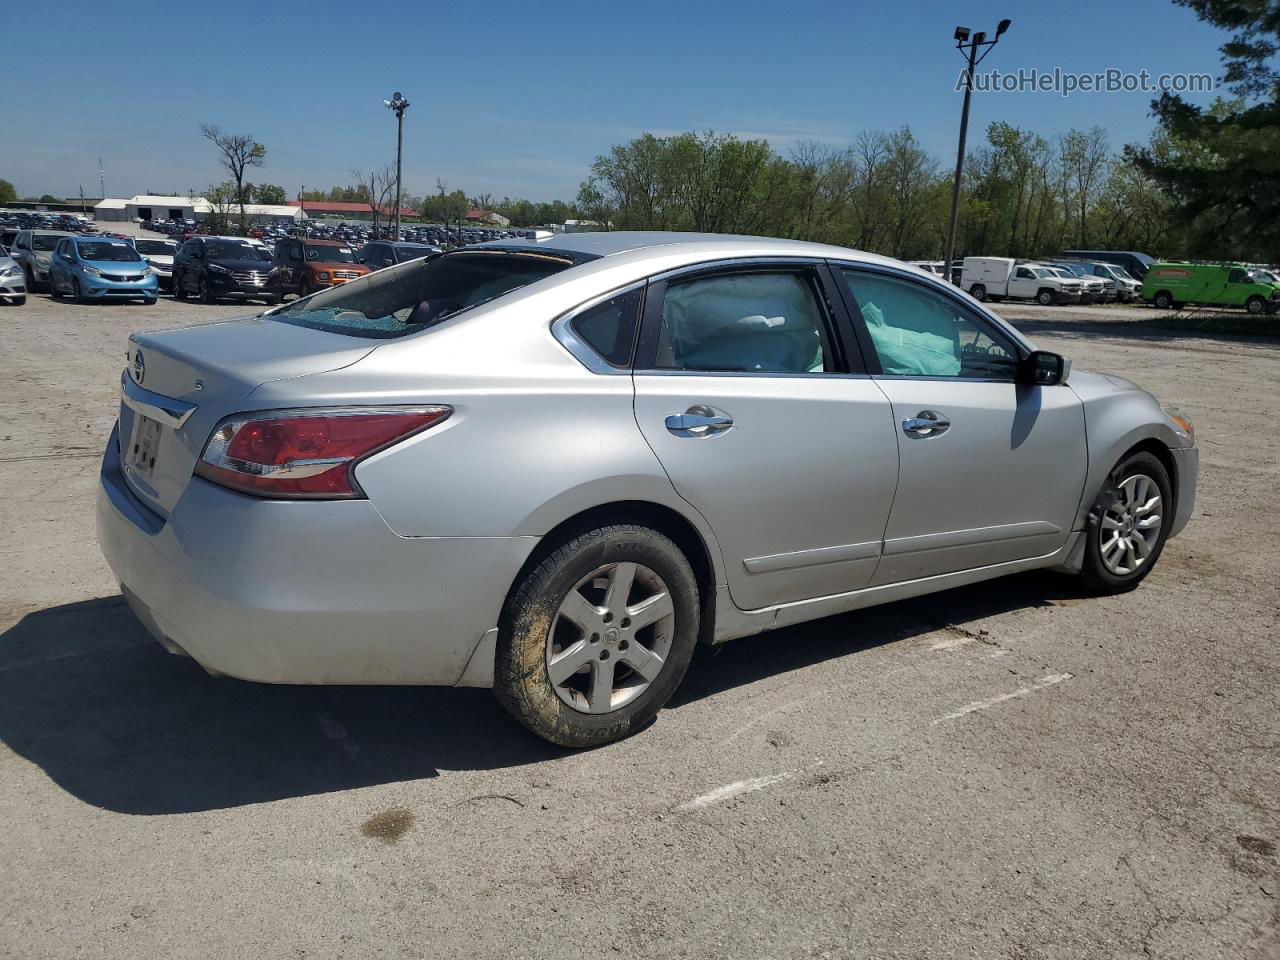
[1079,450,1172,595]
[495,524,700,748]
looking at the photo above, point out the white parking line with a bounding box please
[934,673,1073,723]
[929,634,978,651]
[677,762,823,811]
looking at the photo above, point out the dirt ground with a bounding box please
[0,292,1276,960]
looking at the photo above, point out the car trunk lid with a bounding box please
[117,316,377,518]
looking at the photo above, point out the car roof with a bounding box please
[471,230,912,271]
[31,229,75,236]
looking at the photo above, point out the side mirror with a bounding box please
[1018,350,1071,386]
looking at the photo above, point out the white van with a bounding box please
[961,257,1082,305]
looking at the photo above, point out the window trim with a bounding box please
[551,280,647,375]
[831,260,1029,382]
[633,258,852,377]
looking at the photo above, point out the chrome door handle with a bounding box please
[902,410,951,437]
[665,413,734,434]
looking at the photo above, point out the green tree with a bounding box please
[1127,0,1280,260]
[0,179,16,204]
[254,183,287,205]
[38,194,60,203]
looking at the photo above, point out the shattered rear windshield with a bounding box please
[268,251,576,339]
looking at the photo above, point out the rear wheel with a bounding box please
[495,524,700,748]
[969,283,987,302]
[1079,451,1172,595]
[1152,291,1174,310]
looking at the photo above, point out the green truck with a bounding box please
[1142,262,1280,314]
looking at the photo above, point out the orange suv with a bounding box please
[271,238,371,297]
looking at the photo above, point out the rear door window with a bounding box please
[650,270,832,374]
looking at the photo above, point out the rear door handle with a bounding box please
[902,410,951,437]
[665,413,734,435]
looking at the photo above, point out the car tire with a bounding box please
[49,278,63,299]
[1152,291,1173,310]
[25,267,41,293]
[73,278,88,305]
[173,272,187,300]
[262,295,280,306]
[198,276,217,305]
[494,524,700,748]
[9,296,25,306]
[1079,450,1173,595]
[1037,289,1055,306]
[969,284,987,302]
[1246,296,1266,315]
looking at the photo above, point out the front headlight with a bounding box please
[139,266,152,276]
[1161,403,1195,444]
[318,271,330,280]
[82,264,104,278]
[208,263,230,274]
[0,265,19,280]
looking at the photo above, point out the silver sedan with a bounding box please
[97,232,1198,747]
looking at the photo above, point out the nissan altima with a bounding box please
[97,232,1197,747]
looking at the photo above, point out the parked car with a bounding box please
[10,229,75,291]
[1061,250,1155,281]
[97,232,1198,747]
[0,245,26,305]
[1048,264,1111,303]
[172,237,278,306]
[1063,260,1141,302]
[133,238,180,291]
[1141,262,1280,314]
[358,241,442,270]
[270,237,371,297]
[47,235,158,304]
[961,257,1083,305]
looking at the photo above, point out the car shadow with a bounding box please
[0,572,1086,815]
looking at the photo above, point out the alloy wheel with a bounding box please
[545,561,676,714]
[1099,473,1163,575]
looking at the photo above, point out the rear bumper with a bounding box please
[96,425,534,687]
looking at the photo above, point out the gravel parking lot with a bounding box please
[1,293,1276,959]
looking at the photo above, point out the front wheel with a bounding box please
[1152,291,1173,310]
[173,272,187,299]
[1079,451,1172,595]
[73,278,88,304]
[1037,289,1055,306]
[198,276,217,305]
[1246,296,1266,315]
[495,524,700,748]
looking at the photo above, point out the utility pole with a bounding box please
[943,19,1010,285]
[384,92,411,240]
[98,155,105,200]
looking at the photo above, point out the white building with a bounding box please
[95,195,306,225]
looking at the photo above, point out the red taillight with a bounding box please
[195,407,451,499]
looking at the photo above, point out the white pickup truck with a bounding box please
[961,257,1083,306]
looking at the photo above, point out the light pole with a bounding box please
[943,19,1010,285]
[383,91,410,239]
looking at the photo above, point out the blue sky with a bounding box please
[6,0,1228,203]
